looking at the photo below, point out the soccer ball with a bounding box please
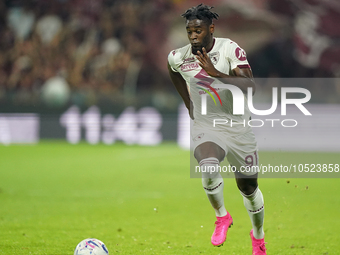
[74,238,109,255]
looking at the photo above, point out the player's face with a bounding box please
[186,19,214,55]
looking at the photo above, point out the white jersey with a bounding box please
[168,37,252,135]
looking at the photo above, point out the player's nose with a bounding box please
[190,33,197,41]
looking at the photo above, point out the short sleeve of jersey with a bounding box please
[226,41,250,71]
[168,50,178,72]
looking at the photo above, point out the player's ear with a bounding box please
[209,23,215,35]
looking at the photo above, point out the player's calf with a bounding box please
[200,157,226,217]
[199,157,233,247]
[241,187,265,239]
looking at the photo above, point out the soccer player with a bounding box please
[167,4,266,254]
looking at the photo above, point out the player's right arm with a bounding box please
[167,58,194,119]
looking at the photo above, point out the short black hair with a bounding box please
[181,4,219,25]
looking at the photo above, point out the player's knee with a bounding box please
[236,175,258,195]
[238,184,257,196]
[194,142,225,162]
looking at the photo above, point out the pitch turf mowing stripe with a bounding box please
[0,142,339,254]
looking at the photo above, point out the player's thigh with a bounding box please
[234,171,258,195]
[226,132,259,175]
[225,132,259,194]
[229,151,259,194]
[192,129,226,162]
[194,141,225,162]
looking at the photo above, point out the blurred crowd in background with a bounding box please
[0,0,339,111]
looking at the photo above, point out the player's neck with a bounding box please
[206,38,215,53]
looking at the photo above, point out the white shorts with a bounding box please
[191,124,259,176]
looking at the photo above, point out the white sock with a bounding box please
[241,187,265,239]
[200,157,227,217]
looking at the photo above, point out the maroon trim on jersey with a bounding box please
[237,64,251,69]
[206,38,216,53]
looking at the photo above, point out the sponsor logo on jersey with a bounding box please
[198,87,221,95]
[197,86,222,107]
[235,47,247,61]
[181,62,200,72]
[208,52,220,65]
[195,69,223,107]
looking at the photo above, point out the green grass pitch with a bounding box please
[0,142,339,254]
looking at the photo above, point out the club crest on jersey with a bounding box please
[208,52,220,65]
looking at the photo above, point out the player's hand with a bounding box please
[196,47,219,77]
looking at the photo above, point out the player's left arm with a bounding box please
[196,47,255,94]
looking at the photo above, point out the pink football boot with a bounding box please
[211,212,233,246]
[250,229,267,255]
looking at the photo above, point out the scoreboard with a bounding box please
[1,104,339,152]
